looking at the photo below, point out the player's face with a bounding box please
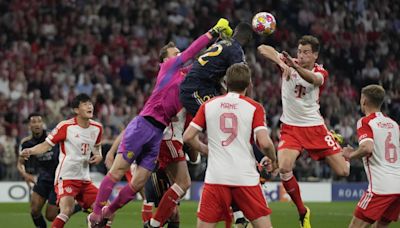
[75,101,94,119]
[297,44,318,68]
[166,47,181,61]
[29,116,44,135]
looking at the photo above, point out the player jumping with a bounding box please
[88,18,233,228]
[258,35,350,228]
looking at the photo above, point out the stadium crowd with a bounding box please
[0,0,399,182]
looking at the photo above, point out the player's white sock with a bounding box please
[233,210,245,221]
[279,171,293,181]
[150,218,161,227]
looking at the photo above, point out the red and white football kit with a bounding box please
[191,92,272,223]
[278,62,341,160]
[46,117,103,209]
[354,112,400,223]
[158,108,187,170]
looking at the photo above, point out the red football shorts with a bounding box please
[354,191,400,223]
[158,140,185,170]
[197,183,271,223]
[55,180,98,209]
[278,123,341,160]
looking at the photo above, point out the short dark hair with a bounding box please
[233,22,253,44]
[159,42,176,63]
[361,84,385,108]
[27,113,42,121]
[71,93,91,109]
[298,35,320,53]
[226,63,251,92]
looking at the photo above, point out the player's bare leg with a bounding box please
[250,215,273,228]
[150,160,190,227]
[52,196,75,228]
[197,219,217,228]
[372,220,390,228]
[325,153,350,176]
[348,216,371,228]
[30,191,48,227]
[45,203,59,221]
[278,149,311,228]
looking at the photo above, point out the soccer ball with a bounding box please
[252,12,276,35]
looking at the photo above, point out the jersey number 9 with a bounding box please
[220,113,238,146]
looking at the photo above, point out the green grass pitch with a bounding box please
[0,201,398,227]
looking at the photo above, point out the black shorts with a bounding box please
[33,174,57,205]
[179,87,220,117]
[144,169,171,207]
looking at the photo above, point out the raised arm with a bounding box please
[179,18,233,64]
[258,45,290,79]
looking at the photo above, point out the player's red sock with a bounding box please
[280,172,307,215]
[152,183,184,226]
[51,213,69,228]
[141,202,153,223]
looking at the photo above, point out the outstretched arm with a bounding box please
[179,18,233,64]
[257,45,290,79]
[20,141,52,159]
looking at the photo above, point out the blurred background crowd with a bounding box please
[0,0,399,182]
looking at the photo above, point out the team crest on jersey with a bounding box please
[127,151,135,159]
[65,187,72,193]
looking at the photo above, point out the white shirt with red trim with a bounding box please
[46,118,103,183]
[191,92,267,186]
[280,61,328,126]
[162,108,186,143]
[356,112,400,195]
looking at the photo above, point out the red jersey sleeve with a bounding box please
[357,117,374,144]
[252,103,268,133]
[190,103,206,131]
[314,65,329,86]
[46,121,69,146]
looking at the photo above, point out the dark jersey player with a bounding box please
[17,113,60,228]
[179,22,253,117]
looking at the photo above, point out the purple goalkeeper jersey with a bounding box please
[140,33,211,126]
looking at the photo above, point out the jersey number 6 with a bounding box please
[220,113,238,146]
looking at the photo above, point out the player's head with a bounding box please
[27,113,44,135]
[159,42,180,63]
[360,84,385,114]
[71,93,94,119]
[232,22,253,46]
[297,35,320,68]
[226,63,251,93]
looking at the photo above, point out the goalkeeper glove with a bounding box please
[330,130,344,145]
[209,18,233,38]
